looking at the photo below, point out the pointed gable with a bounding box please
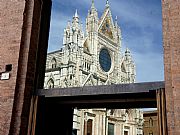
[98,8,114,39]
[85,77,95,86]
[83,73,95,86]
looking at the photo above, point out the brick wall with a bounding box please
[162,0,180,134]
[0,1,25,134]
[0,0,46,134]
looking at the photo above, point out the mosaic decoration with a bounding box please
[100,17,113,39]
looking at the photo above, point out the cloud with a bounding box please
[111,0,162,29]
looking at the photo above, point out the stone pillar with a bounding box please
[162,0,180,134]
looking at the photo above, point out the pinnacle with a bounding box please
[125,48,130,54]
[106,0,109,4]
[91,0,95,9]
[74,9,79,18]
[115,16,118,21]
[92,0,94,5]
[67,20,71,27]
[106,0,109,7]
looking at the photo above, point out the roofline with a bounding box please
[47,49,62,55]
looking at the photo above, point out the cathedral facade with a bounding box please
[44,0,143,135]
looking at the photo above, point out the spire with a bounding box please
[72,9,79,24]
[115,16,118,22]
[115,16,118,26]
[125,48,130,54]
[88,0,97,16]
[106,0,109,8]
[67,20,71,29]
[74,9,79,18]
[90,0,97,13]
[125,48,131,58]
[91,0,95,9]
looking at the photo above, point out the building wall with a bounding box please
[162,0,180,134]
[0,0,50,134]
[0,1,25,134]
[143,111,158,135]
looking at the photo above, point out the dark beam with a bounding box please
[35,81,165,97]
[45,90,157,108]
[34,81,164,109]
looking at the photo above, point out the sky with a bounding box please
[48,0,164,83]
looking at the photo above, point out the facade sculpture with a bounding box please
[44,0,143,135]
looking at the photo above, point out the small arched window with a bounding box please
[125,109,130,114]
[84,119,93,135]
[70,75,73,80]
[47,79,54,89]
[51,58,57,68]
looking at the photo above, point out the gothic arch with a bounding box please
[47,78,54,89]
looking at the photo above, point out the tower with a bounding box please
[85,0,99,73]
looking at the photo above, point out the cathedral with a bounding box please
[44,0,143,135]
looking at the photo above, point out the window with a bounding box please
[72,129,77,135]
[70,75,73,80]
[108,123,114,135]
[87,119,93,135]
[121,63,126,73]
[149,132,153,135]
[51,58,57,68]
[149,117,153,127]
[124,131,128,135]
[99,48,111,72]
[84,119,93,135]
